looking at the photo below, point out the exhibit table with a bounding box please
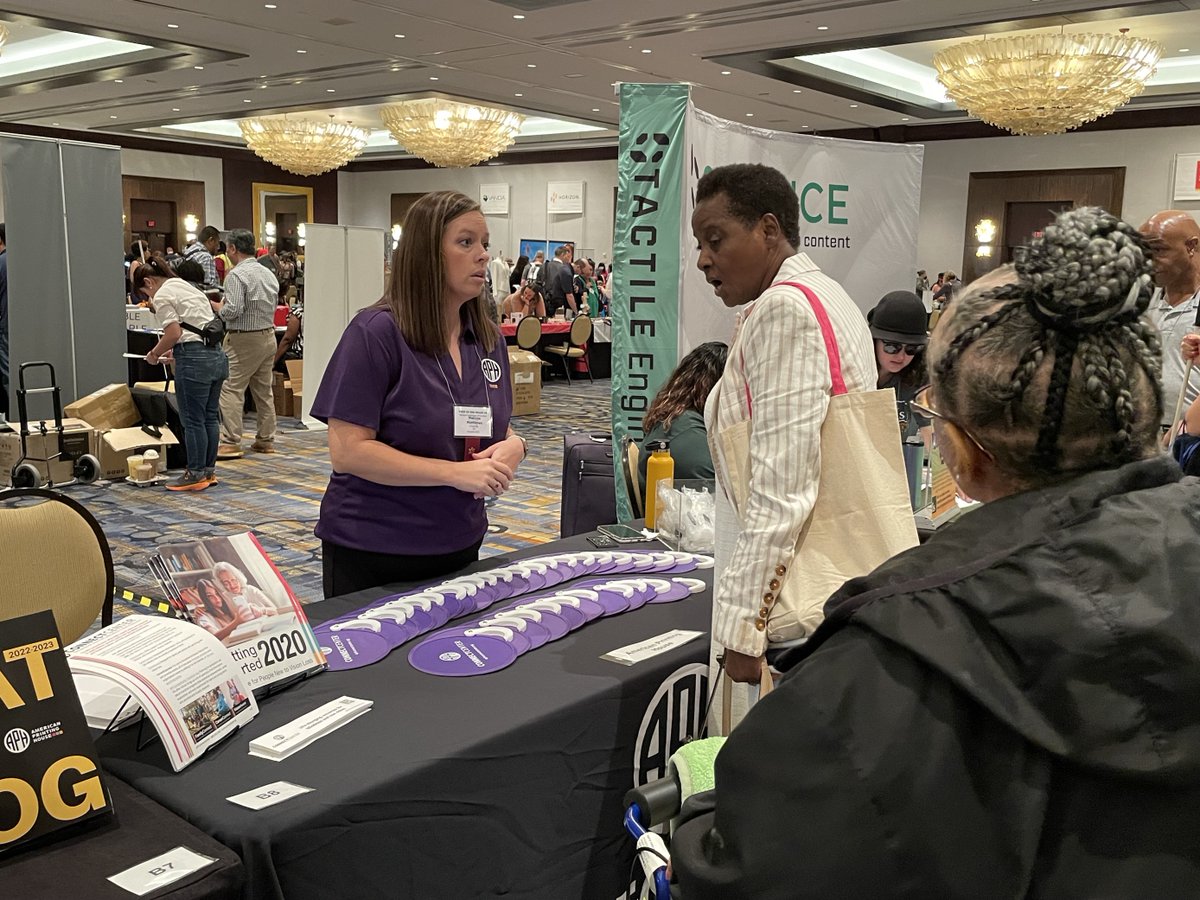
[500,319,611,379]
[97,536,712,900]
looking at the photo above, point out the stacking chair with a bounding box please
[620,435,645,518]
[515,314,542,352]
[0,488,114,643]
[545,315,594,383]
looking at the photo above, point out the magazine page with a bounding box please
[67,617,257,772]
[152,532,326,692]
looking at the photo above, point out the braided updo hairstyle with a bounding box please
[929,206,1163,486]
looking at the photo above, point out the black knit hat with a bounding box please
[868,290,928,344]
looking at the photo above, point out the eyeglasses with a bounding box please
[910,386,995,461]
[881,341,923,356]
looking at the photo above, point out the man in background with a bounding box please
[212,229,279,459]
[0,223,7,419]
[184,226,220,291]
[1140,209,1200,433]
[545,244,575,316]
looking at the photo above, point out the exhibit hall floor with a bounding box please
[68,378,612,613]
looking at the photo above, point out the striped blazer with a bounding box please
[705,253,876,656]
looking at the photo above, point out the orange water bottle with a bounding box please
[644,440,674,530]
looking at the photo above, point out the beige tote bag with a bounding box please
[717,281,919,643]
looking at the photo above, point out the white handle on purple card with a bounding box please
[330,618,383,634]
[463,626,516,641]
[479,615,529,632]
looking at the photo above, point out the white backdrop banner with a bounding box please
[547,180,585,213]
[681,104,924,354]
[480,183,510,215]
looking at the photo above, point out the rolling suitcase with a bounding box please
[560,432,617,537]
[131,367,188,470]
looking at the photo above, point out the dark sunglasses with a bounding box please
[881,341,923,356]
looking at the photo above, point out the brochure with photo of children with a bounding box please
[150,532,326,693]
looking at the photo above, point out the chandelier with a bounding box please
[380,99,525,168]
[933,31,1163,136]
[238,116,368,176]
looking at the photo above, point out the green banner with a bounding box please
[611,83,689,521]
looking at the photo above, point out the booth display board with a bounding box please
[300,224,386,428]
[610,83,924,519]
[480,183,510,215]
[0,610,112,854]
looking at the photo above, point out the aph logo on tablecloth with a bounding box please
[632,663,709,788]
[481,358,502,384]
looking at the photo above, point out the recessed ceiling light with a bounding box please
[52,122,59,126]
[792,89,802,93]
[171,108,180,112]
[513,13,525,19]
[850,103,858,108]
[901,117,910,121]
[244,99,252,103]
[527,63,537,68]
[296,49,307,54]
[1182,49,1191,53]
[430,76,438,81]
[167,23,179,29]
[394,33,405,38]
[109,115,117,119]
[641,49,652,54]
[326,88,335,93]
[746,113,754,117]
[514,92,523,97]
[265,3,277,7]
[817,25,829,30]
[193,65,204,70]
[592,108,600,112]
[114,79,123,83]
[721,70,731,75]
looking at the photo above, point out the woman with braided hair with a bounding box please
[673,207,1200,899]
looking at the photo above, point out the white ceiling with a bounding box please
[1,0,1199,160]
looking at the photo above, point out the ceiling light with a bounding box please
[244,99,252,103]
[52,122,59,126]
[850,104,858,107]
[430,76,439,81]
[513,14,525,19]
[641,49,652,54]
[326,89,335,93]
[296,49,307,54]
[792,89,802,93]
[817,25,829,31]
[240,115,368,175]
[527,64,537,68]
[265,3,277,7]
[115,79,123,83]
[381,98,524,168]
[172,108,180,111]
[721,70,731,75]
[901,117,910,121]
[110,115,117,119]
[592,108,599,112]
[746,113,754,117]
[934,31,1163,135]
[1183,49,1191,53]
[394,34,405,38]
[167,23,179,29]
[514,93,523,97]
[193,65,203,70]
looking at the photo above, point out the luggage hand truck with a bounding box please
[8,361,101,489]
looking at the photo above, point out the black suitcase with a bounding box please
[560,432,617,537]
[131,375,188,471]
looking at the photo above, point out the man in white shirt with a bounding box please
[1139,210,1200,431]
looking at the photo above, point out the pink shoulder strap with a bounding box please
[772,280,848,396]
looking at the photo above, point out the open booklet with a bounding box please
[67,616,258,772]
[149,532,326,693]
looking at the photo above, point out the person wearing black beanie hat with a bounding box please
[868,289,930,441]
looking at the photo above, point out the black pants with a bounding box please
[321,539,482,599]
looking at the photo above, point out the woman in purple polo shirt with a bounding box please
[312,191,528,597]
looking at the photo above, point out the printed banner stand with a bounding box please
[610,84,924,520]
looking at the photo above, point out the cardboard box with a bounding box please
[291,390,302,418]
[132,380,175,394]
[65,384,141,431]
[273,372,290,416]
[96,426,179,480]
[0,418,96,487]
[285,359,303,392]
[508,349,541,416]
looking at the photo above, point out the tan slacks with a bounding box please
[219,329,277,448]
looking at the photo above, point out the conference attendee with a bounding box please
[501,284,546,320]
[134,257,229,491]
[673,206,1200,900]
[637,341,728,497]
[868,289,930,443]
[213,561,280,616]
[572,258,603,316]
[695,163,875,701]
[0,223,7,419]
[509,254,528,295]
[1139,209,1200,431]
[932,269,961,307]
[212,228,279,459]
[915,269,930,294]
[522,250,546,294]
[127,240,151,300]
[184,226,220,290]
[311,190,527,598]
[545,245,574,316]
[273,294,303,373]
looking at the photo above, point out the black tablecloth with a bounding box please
[0,775,244,899]
[98,536,712,900]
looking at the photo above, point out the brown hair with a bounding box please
[378,190,497,355]
[131,256,177,293]
[643,342,729,433]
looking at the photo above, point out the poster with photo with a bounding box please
[151,532,326,693]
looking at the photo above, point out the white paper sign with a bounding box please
[480,183,510,215]
[601,629,704,666]
[1174,154,1200,201]
[548,180,585,214]
[108,846,217,896]
[227,781,314,810]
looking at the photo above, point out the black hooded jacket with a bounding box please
[673,457,1200,899]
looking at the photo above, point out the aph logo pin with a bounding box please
[481,358,502,384]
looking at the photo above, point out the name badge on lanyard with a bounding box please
[454,405,493,439]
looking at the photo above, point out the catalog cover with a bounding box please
[0,610,112,854]
[151,532,326,693]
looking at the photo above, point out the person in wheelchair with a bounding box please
[672,207,1200,898]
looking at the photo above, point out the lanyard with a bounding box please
[436,343,495,456]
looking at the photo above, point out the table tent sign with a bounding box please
[307,549,713,676]
[610,83,923,519]
[0,611,112,855]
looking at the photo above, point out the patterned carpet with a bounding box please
[65,377,613,611]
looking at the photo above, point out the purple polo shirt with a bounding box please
[312,307,513,555]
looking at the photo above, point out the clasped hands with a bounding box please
[457,435,526,500]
